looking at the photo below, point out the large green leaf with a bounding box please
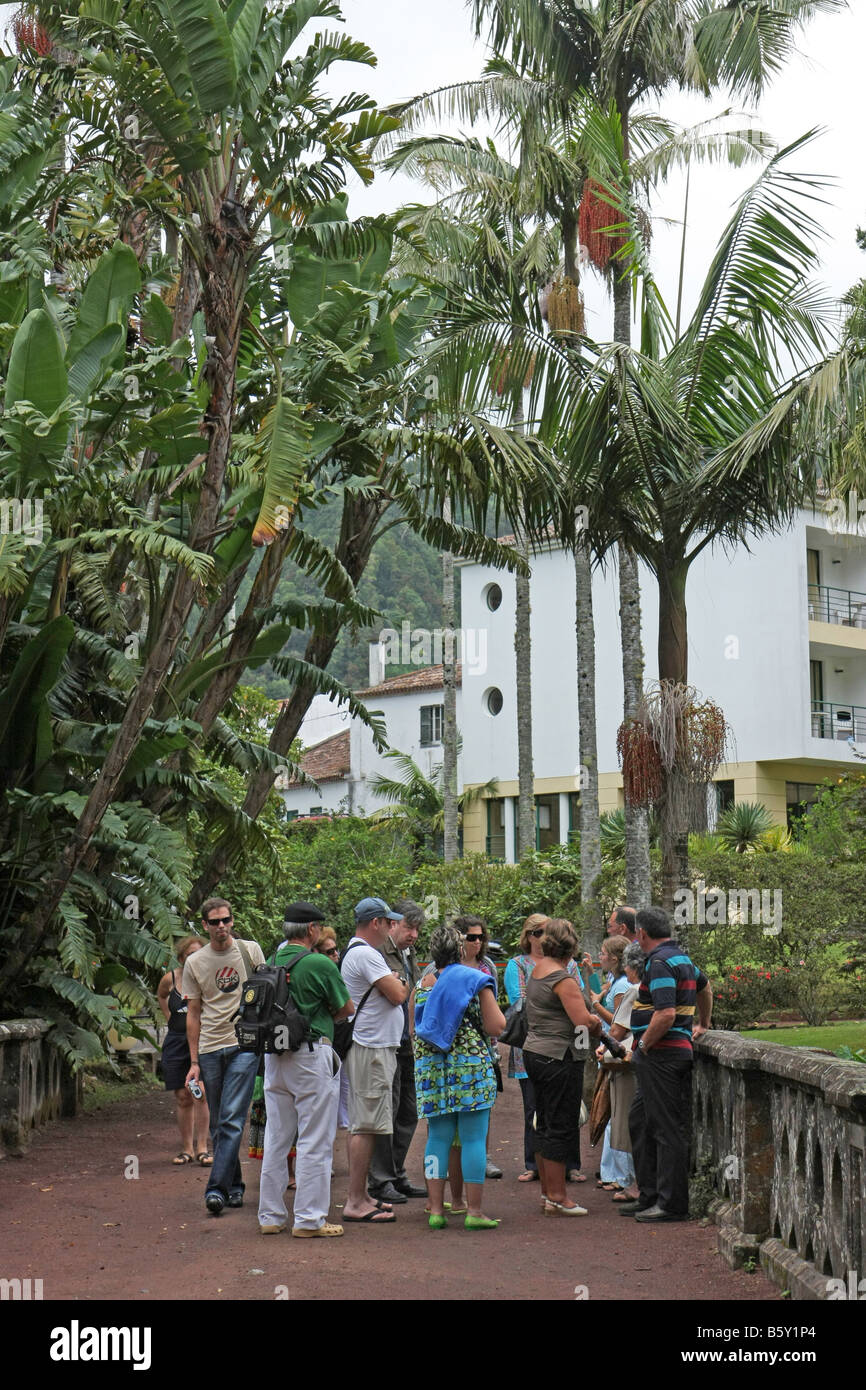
[285,247,359,328]
[226,0,265,77]
[0,615,74,779]
[4,307,69,473]
[162,0,238,114]
[251,394,313,546]
[5,307,67,415]
[66,241,141,363]
[67,324,125,401]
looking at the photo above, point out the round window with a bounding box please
[485,687,503,716]
[484,583,503,612]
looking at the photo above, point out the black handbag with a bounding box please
[498,995,528,1048]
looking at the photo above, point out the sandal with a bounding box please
[173,1153,194,1165]
[601,1182,622,1191]
[612,1190,638,1203]
[567,1170,587,1182]
[195,1152,212,1167]
[518,1170,539,1182]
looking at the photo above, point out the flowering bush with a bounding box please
[711,966,784,1030]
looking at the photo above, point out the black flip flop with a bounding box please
[342,1209,396,1223]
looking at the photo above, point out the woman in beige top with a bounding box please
[523,919,603,1215]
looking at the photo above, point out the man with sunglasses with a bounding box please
[183,899,265,1216]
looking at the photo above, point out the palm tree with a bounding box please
[555,137,839,905]
[383,137,564,860]
[389,0,813,902]
[368,748,499,865]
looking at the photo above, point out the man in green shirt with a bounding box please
[257,902,354,1239]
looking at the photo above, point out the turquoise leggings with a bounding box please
[425,1109,490,1184]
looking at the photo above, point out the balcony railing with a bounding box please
[811,700,866,740]
[808,583,866,628]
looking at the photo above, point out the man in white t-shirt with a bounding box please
[340,897,409,1224]
[183,898,264,1216]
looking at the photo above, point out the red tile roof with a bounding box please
[292,729,350,784]
[355,662,463,698]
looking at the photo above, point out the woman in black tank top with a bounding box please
[157,938,211,1165]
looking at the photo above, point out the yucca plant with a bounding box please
[716,802,774,854]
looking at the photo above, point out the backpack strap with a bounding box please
[235,939,255,983]
[339,939,377,1020]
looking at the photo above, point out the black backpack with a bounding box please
[234,947,311,1055]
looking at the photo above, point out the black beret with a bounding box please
[283,900,325,924]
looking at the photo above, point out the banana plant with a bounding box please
[6,0,403,985]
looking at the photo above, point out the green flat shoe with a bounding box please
[464,1215,500,1231]
[428,1213,448,1230]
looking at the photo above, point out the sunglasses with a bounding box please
[529,928,545,938]
[206,915,232,926]
[324,946,339,957]
[463,933,484,943]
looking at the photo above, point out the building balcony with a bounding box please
[808,583,866,628]
[810,700,866,741]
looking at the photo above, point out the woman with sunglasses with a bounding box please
[455,916,504,1181]
[505,915,587,1184]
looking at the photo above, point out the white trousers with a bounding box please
[258,1041,340,1231]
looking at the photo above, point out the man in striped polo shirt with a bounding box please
[623,906,713,1223]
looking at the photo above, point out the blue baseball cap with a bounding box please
[354,896,402,923]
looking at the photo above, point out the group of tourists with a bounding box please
[158,892,712,1236]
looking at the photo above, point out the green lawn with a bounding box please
[741,1021,866,1054]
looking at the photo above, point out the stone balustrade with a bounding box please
[694,1031,866,1299]
[0,1019,79,1159]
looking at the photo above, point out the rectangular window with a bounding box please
[420,704,444,746]
[807,548,820,588]
[810,659,824,705]
[568,792,580,842]
[486,798,506,859]
[786,782,820,830]
[535,794,559,851]
[715,780,735,815]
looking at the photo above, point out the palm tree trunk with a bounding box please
[658,559,689,685]
[609,93,652,908]
[442,495,459,862]
[657,558,690,914]
[619,543,651,907]
[575,538,602,954]
[512,396,534,859]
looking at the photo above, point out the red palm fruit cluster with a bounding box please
[11,8,54,56]
[578,179,627,271]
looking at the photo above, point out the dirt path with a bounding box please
[0,1071,777,1304]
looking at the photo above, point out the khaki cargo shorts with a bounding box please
[345,1044,397,1134]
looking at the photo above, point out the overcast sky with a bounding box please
[3,1,862,345]
[338,0,866,342]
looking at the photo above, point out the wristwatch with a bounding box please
[637,1039,646,1054]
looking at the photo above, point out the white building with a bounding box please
[277,503,866,854]
[278,666,463,820]
[458,505,866,859]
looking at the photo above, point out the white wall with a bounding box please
[350,687,464,815]
[459,510,866,782]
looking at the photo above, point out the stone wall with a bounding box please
[0,1019,79,1159]
[694,1032,866,1299]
